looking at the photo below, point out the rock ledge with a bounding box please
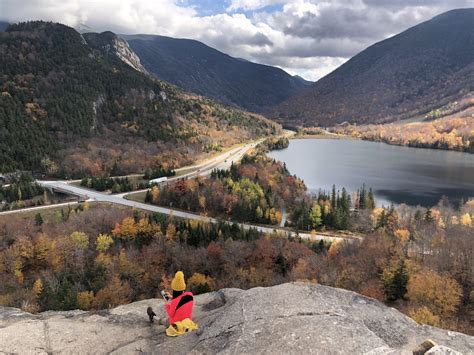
[0,283,472,354]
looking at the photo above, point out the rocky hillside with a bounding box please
[1,283,472,354]
[82,31,147,73]
[0,22,279,176]
[272,9,474,127]
[123,34,311,113]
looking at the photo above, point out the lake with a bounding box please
[268,139,474,207]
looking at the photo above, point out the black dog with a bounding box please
[147,306,157,323]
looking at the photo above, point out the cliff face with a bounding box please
[0,283,472,354]
[82,31,147,73]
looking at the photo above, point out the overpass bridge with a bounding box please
[39,181,88,201]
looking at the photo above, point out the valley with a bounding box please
[271,9,474,127]
[0,5,473,347]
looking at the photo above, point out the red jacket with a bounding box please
[165,292,194,324]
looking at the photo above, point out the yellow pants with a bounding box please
[165,318,199,337]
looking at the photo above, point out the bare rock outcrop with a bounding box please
[0,283,472,354]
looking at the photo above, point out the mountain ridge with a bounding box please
[122,33,311,113]
[0,21,279,176]
[271,8,474,126]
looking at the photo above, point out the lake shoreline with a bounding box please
[292,133,353,140]
[294,133,473,154]
[268,138,474,207]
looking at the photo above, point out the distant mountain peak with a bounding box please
[292,75,313,87]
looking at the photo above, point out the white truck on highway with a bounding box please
[149,176,168,185]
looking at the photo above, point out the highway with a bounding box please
[29,179,349,242]
[1,134,358,242]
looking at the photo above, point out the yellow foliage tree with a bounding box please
[34,233,51,263]
[16,236,34,259]
[327,241,340,259]
[137,218,153,238]
[92,277,132,309]
[460,213,472,227]
[96,233,113,252]
[336,267,362,291]
[198,195,206,210]
[165,223,177,243]
[408,306,440,327]
[119,217,138,240]
[14,267,24,284]
[407,270,462,318]
[70,232,89,250]
[371,208,385,226]
[32,279,43,297]
[188,272,215,294]
[394,229,410,243]
[95,253,112,267]
[151,186,159,204]
[77,291,94,310]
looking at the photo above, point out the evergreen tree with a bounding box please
[331,184,337,210]
[385,260,409,301]
[35,213,44,226]
[275,253,290,276]
[367,188,375,210]
[414,210,422,221]
[145,189,152,203]
[359,184,367,209]
[376,209,387,229]
[340,187,351,214]
[230,162,239,180]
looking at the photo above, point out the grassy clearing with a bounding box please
[392,116,427,125]
[174,167,197,176]
[124,190,147,203]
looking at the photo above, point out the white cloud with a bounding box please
[227,0,285,11]
[1,0,472,80]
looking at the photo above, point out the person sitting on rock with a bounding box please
[160,271,198,337]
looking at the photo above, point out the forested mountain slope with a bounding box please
[0,22,279,176]
[123,34,311,112]
[272,9,474,126]
[0,21,9,31]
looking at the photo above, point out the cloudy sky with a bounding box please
[1,0,473,80]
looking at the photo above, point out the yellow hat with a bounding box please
[171,271,186,291]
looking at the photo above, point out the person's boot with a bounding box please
[147,307,156,323]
